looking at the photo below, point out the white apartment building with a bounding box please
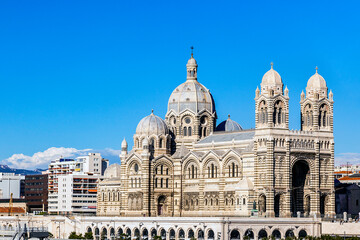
[48,153,108,214]
[0,173,25,199]
[335,164,360,174]
[56,173,100,214]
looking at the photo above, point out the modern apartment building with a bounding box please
[0,173,25,199]
[56,174,100,214]
[24,174,48,213]
[48,153,108,214]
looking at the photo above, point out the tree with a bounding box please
[69,231,85,239]
[84,231,94,240]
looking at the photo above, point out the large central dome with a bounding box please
[167,54,215,115]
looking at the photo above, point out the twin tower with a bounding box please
[255,63,333,133]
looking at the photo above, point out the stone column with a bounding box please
[266,136,275,217]
[310,139,320,216]
[329,141,336,217]
[199,178,205,213]
[284,138,291,217]
[141,156,150,216]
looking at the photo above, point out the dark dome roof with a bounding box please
[216,115,242,132]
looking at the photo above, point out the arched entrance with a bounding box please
[95,228,100,240]
[157,195,166,216]
[142,229,148,240]
[109,228,115,240]
[178,229,185,240]
[198,230,204,240]
[244,229,254,240]
[292,160,310,216]
[299,230,307,239]
[134,228,140,240]
[285,230,294,238]
[101,228,108,240]
[258,229,267,239]
[208,230,215,240]
[160,229,166,240]
[272,230,281,240]
[117,228,123,239]
[188,229,194,239]
[126,229,132,239]
[320,194,328,216]
[169,229,175,240]
[230,230,240,240]
[151,229,157,239]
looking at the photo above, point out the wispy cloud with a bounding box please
[1,147,121,170]
[335,153,360,166]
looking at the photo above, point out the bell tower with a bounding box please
[300,67,334,132]
[255,63,289,130]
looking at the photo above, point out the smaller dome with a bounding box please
[261,66,282,86]
[136,110,169,136]
[187,55,197,66]
[307,72,327,89]
[306,67,328,99]
[216,115,242,132]
[104,163,121,179]
[121,138,127,148]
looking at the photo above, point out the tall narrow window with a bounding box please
[191,165,195,179]
[232,163,235,177]
[160,178,163,188]
[211,164,214,178]
[188,127,192,136]
[166,179,169,188]
[183,127,187,136]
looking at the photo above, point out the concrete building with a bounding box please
[24,174,48,213]
[335,180,360,217]
[335,164,360,174]
[48,153,107,214]
[0,173,25,199]
[55,173,100,214]
[98,54,335,218]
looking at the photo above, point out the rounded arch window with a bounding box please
[200,116,208,125]
[134,164,139,173]
[170,116,176,125]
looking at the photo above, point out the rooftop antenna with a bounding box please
[190,46,194,57]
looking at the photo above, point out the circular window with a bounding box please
[134,164,139,173]
[184,117,191,124]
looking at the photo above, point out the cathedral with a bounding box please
[97,53,335,218]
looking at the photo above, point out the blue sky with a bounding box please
[0,0,360,169]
